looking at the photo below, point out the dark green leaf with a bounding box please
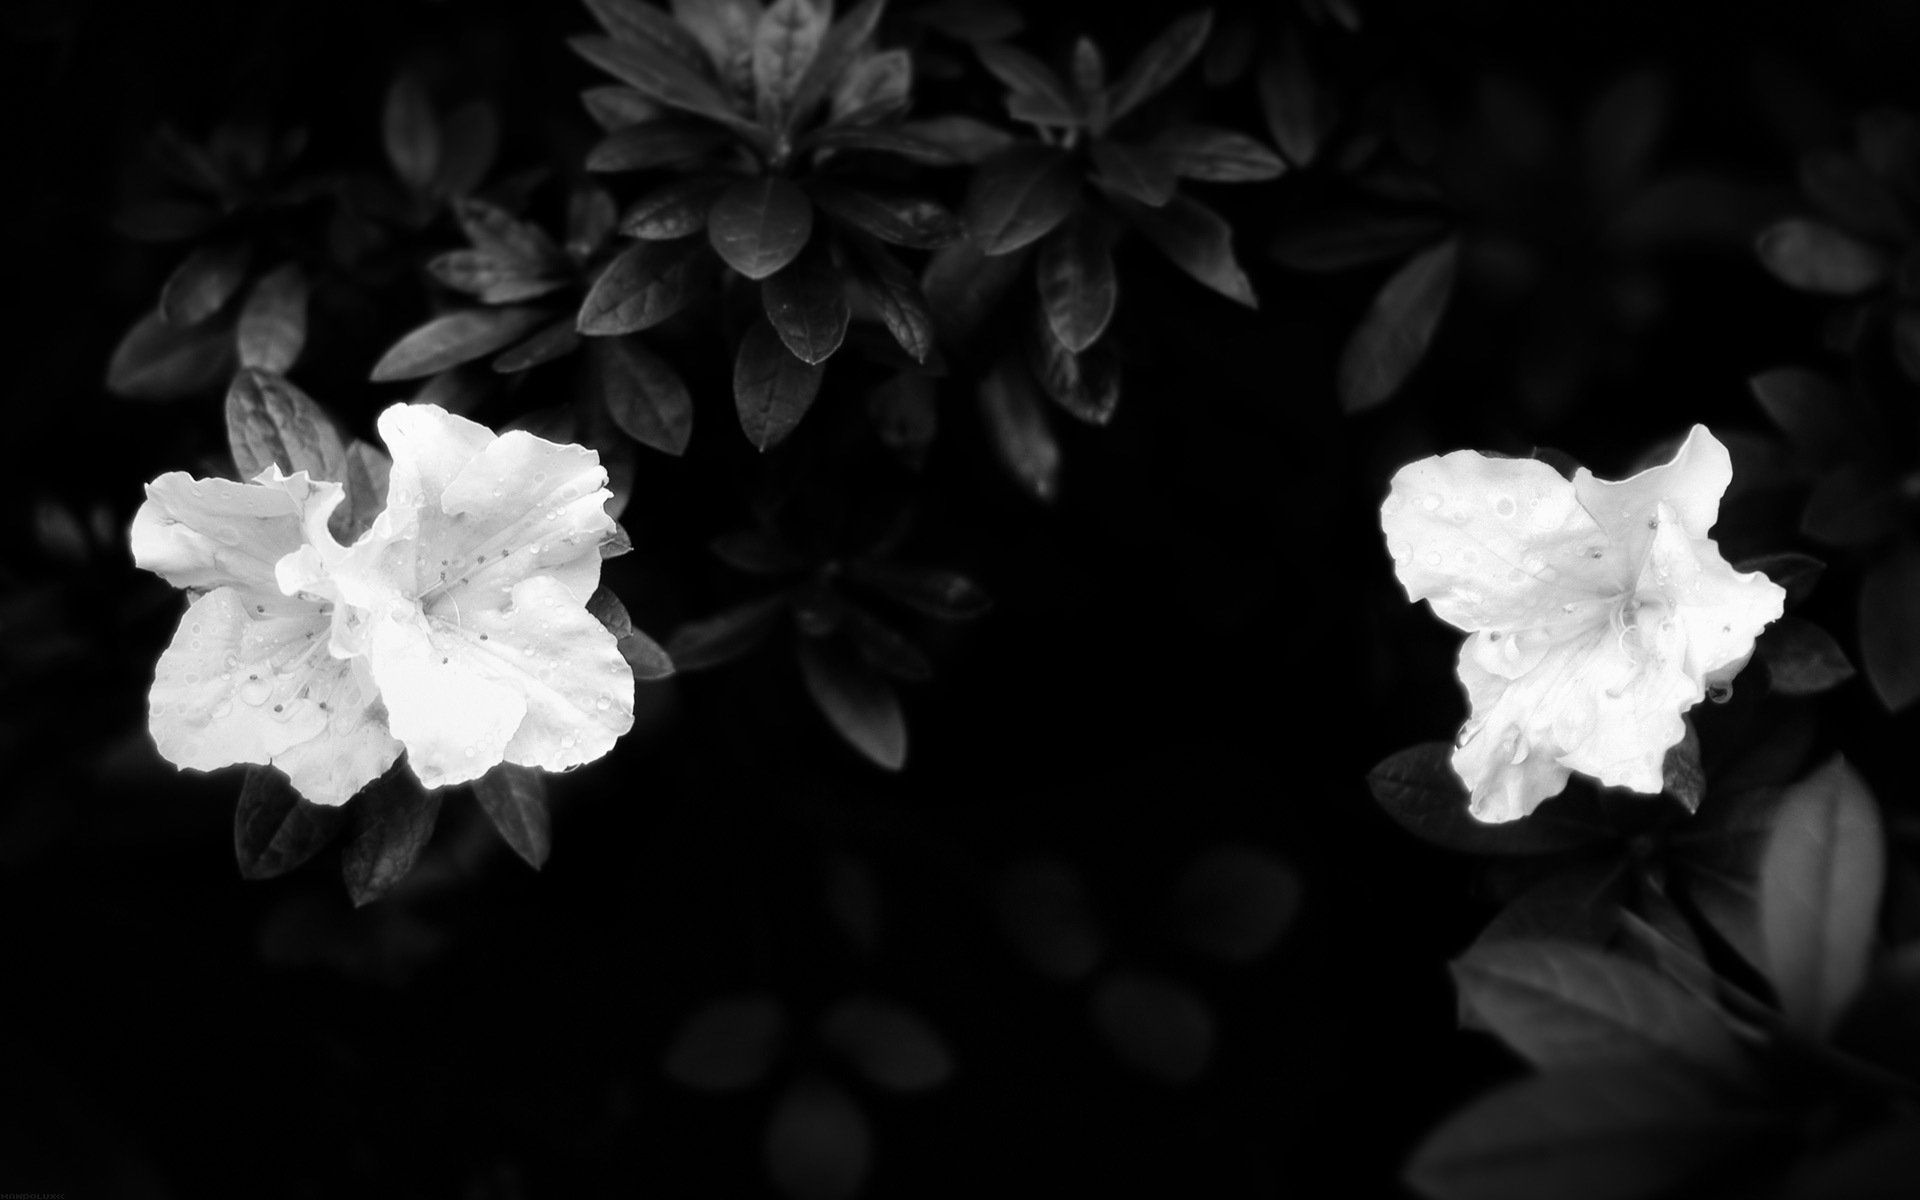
[1799,464,1901,548]
[978,357,1059,501]
[1733,552,1825,608]
[1749,368,1852,464]
[1799,150,1910,242]
[976,42,1079,126]
[809,182,962,248]
[1269,212,1453,272]
[582,85,664,132]
[568,186,619,261]
[383,71,440,192]
[1756,219,1888,294]
[160,241,251,327]
[370,307,552,381]
[435,102,499,199]
[1860,543,1920,711]
[106,309,235,400]
[1338,238,1458,412]
[1474,860,1630,950]
[965,146,1081,255]
[1149,123,1286,182]
[734,319,825,449]
[709,176,815,280]
[751,0,829,125]
[1090,139,1177,207]
[843,605,932,681]
[586,0,710,68]
[827,47,911,125]
[340,768,443,907]
[455,197,565,271]
[1107,9,1213,123]
[1661,717,1705,814]
[235,263,309,374]
[1125,192,1259,307]
[342,440,390,541]
[804,124,959,164]
[577,238,705,335]
[586,122,730,172]
[792,0,887,124]
[847,561,990,620]
[427,251,571,304]
[762,242,850,365]
[866,373,938,468]
[1405,1063,1782,1200]
[1258,33,1328,168]
[1452,940,1744,1072]
[1759,755,1886,1035]
[821,996,953,1093]
[233,766,350,880]
[619,176,727,240]
[922,238,1028,351]
[797,637,907,769]
[664,994,787,1092]
[1028,309,1120,425]
[472,763,550,870]
[492,319,583,373]
[840,235,934,362]
[593,334,693,455]
[666,595,788,670]
[1758,617,1856,696]
[1365,743,1606,856]
[1037,217,1117,352]
[587,586,674,681]
[225,368,349,488]
[570,33,748,131]
[897,115,1017,164]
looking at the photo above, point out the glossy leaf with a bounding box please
[751,0,830,125]
[472,762,550,870]
[1127,193,1258,307]
[798,637,907,769]
[586,0,709,67]
[667,596,789,670]
[965,146,1081,255]
[225,368,349,487]
[979,357,1059,501]
[976,42,1079,126]
[106,309,234,400]
[709,176,815,280]
[809,182,962,248]
[1338,238,1458,413]
[1759,755,1886,1035]
[569,34,748,130]
[492,320,583,373]
[594,334,693,456]
[1090,139,1178,207]
[1029,311,1120,425]
[762,242,850,365]
[370,307,551,381]
[846,561,990,620]
[1258,33,1328,168]
[160,241,251,327]
[1860,543,1920,711]
[339,768,443,907]
[1758,616,1856,696]
[1365,743,1607,856]
[234,263,309,374]
[577,238,704,335]
[586,122,730,173]
[619,176,727,240]
[1756,218,1887,294]
[829,47,911,125]
[734,319,825,449]
[1149,123,1287,182]
[1107,9,1213,123]
[233,766,350,880]
[841,235,934,362]
[1037,218,1117,352]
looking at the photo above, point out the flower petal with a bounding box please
[1573,425,1731,555]
[1636,509,1786,690]
[366,603,529,790]
[435,428,617,607]
[131,472,304,593]
[1383,451,1619,632]
[1453,635,1577,821]
[378,403,499,528]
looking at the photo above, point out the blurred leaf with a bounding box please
[589,585,675,681]
[792,0,887,125]
[620,176,728,240]
[735,319,825,449]
[798,637,906,769]
[106,309,234,400]
[589,0,709,65]
[1583,71,1667,202]
[233,766,349,880]
[570,34,751,132]
[841,234,935,363]
[1167,845,1300,963]
[472,763,550,870]
[1404,1063,1780,1200]
[340,768,442,907]
[1860,543,1920,711]
[752,0,829,125]
[821,997,953,1092]
[1452,940,1743,1073]
[149,123,230,197]
[1799,150,1909,242]
[1893,310,1920,385]
[979,357,1059,501]
[455,197,567,270]
[436,102,499,199]
[1749,368,1852,464]
[843,605,932,681]
[1090,139,1177,207]
[763,242,850,365]
[923,237,1028,350]
[1149,123,1286,182]
[897,115,1017,164]
[160,241,251,327]
[225,368,349,489]
[914,0,1023,41]
[371,308,552,381]
[1126,193,1258,307]
[586,122,730,172]
[1037,217,1117,353]
[1029,310,1119,425]
[1758,617,1856,697]
[1475,860,1629,950]
[1270,212,1452,272]
[1800,464,1901,548]
[1107,9,1213,124]
[1756,219,1888,294]
[976,42,1079,127]
[847,561,990,620]
[829,47,911,125]
[342,440,390,541]
[867,373,937,467]
[804,124,958,163]
[710,176,815,280]
[1734,552,1825,608]
[809,182,962,248]
[1339,238,1458,413]
[665,994,786,1092]
[667,595,788,670]
[568,187,619,261]
[1091,971,1214,1084]
[1661,718,1705,814]
[1071,38,1107,109]
[582,84,663,132]
[492,319,583,373]
[1365,743,1606,855]
[427,251,571,305]
[998,859,1105,980]
[965,146,1081,255]
[764,1078,871,1200]
[1259,32,1328,168]
[1759,755,1885,1036]
[594,335,693,455]
[577,238,704,335]
[383,71,440,192]
[234,263,309,374]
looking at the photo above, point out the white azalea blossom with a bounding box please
[1381,426,1786,823]
[133,403,635,804]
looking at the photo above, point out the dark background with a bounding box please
[2,0,1913,1195]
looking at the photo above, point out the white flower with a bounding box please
[1381,426,1786,823]
[133,403,635,802]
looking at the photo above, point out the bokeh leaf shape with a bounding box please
[233,765,350,879]
[1451,939,1744,1074]
[997,858,1105,981]
[593,334,693,456]
[1757,616,1855,696]
[845,561,991,620]
[1090,139,1177,207]
[160,241,251,327]
[1758,755,1885,1037]
[1777,1113,1920,1200]
[965,146,1081,255]
[1381,426,1786,822]
[797,637,906,769]
[975,42,1079,126]
[1340,238,1458,413]
[370,308,552,381]
[235,263,309,374]
[107,308,235,400]
[978,357,1060,501]
[1799,464,1902,548]
[1091,970,1214,1084]
[820,997,953,1092]
[1756,218,1887,294]
[472,761,551,869]
[1037,217,1116,352]
[1107,9,1213,124]
[577,238,704,335]
[666,595,788,670]
[1258,31,1328,168]
[752,0,829,125]
[1404,1062,1783,1200]
[710,176,815,280]
[665,993,787,1091]
[383,71,440,192]
[588,0,708,67]
[764,1077,871,1200]
[1748,368,1853,466]
[1860,542,1920,710]
[340,766,443,906]
[1167,845,1300,963]
[1125,193,1258,307]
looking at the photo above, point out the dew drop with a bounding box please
[492,488,504,499]
[545,509,558,521]
[1494,496,1517,518]
[1424,550,1443,567]
[1388,539,1411,562]
[238,677,273,706]
[183,672,200,684]
[595,695,611,711]
[190,622,203,635]
[464,746,477,758]
[1419,493,1441,511]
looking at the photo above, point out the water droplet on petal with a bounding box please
[1420,494,1441,511]
[1424,550,1443,567]
[238,677,273,706]
[464,746,476,758]
[183,672,200,684]
[595,695,611,711]
[545,509,558,521]
[1494,496,1517,518]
